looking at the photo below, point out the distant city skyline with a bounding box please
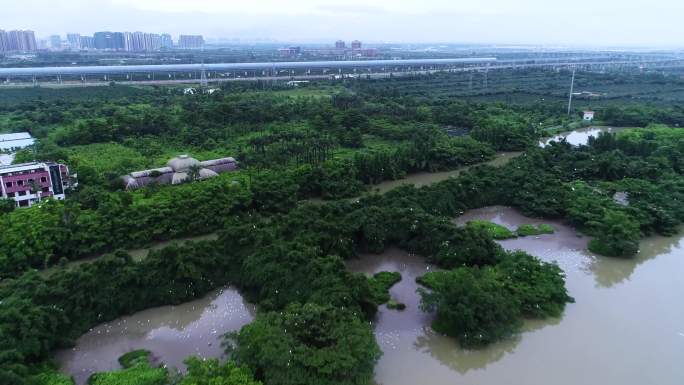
[1,29,204,52]
[1,0,684,47]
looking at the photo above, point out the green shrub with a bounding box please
[466,220,516,239]
[419,267,522,347]
[367,271,402,305]
[227,303,380,385]
[30,371,74,385]
[179,357,261,385]
[386,299,406,310]
[87,363,167,385]
[516,224,555,237]
[118,349,151,369]
[496,251,573,318]
[418,251,572,346]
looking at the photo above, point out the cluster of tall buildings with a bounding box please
[0,30,37,52]
[178,35,205,50]
[51,32,203,51]
[0,28,205,52]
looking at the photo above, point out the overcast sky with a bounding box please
[1,0,682,47]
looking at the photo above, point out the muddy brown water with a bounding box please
[57,207,683,385]
[55,287,255,385]
[348,206,684,385]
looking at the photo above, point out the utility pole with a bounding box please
[567,67,576,117]
[200,61,208,87]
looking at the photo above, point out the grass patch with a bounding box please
[30,371,74,385]
[87,363,167,385]
[367,271,402,305]
[118,349,151,369]
[386,299,406,311]
[516,224,555,237]
[466,220,516,239]
[86,350,166,385]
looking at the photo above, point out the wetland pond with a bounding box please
[348,206,684,385]
[56,287,255,385]
[57,126,681,385]
[540,126,626,147]
[57,208,684,385]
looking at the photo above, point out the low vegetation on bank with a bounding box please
[465,220,516,239]
[516,224,555,237]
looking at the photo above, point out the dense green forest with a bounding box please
[1,70,683,385]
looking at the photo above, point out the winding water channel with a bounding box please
[57,126,683,384]
[369,151,521,194]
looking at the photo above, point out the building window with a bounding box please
[28,179,34,183]
[42,187,49,193]
[19,200,29,207]
[17,180,24,186]
[7,192,15,197]
[41,177,47,183]
[18,191,26,196]
[4,182,11,188]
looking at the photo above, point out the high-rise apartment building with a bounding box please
[79,36,94,49]
[112,32,125,50]
[122,32,164,52]
[93,31,124,50]
[149,34,162,51]
[335,40,346,49]
[178,35,204,49]
[161,34,173,49]
[351,40,362,50]
[49,35,62,50]
[23,30,36,51]
[0,30,8,52]
[4,30,37,51]
[93,31,113,49]
[66,33,81,50]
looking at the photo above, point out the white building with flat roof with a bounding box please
[0,132,35,152]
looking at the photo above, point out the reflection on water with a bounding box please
[413,329,519,374]
[586,228,683,288]
[56,287,255,385]
[455,206,590,272]
[415,315,562,375]
[540,126,626,147]
[347,248,527,382]
[349,206,684,385]
[456,206,684,288]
